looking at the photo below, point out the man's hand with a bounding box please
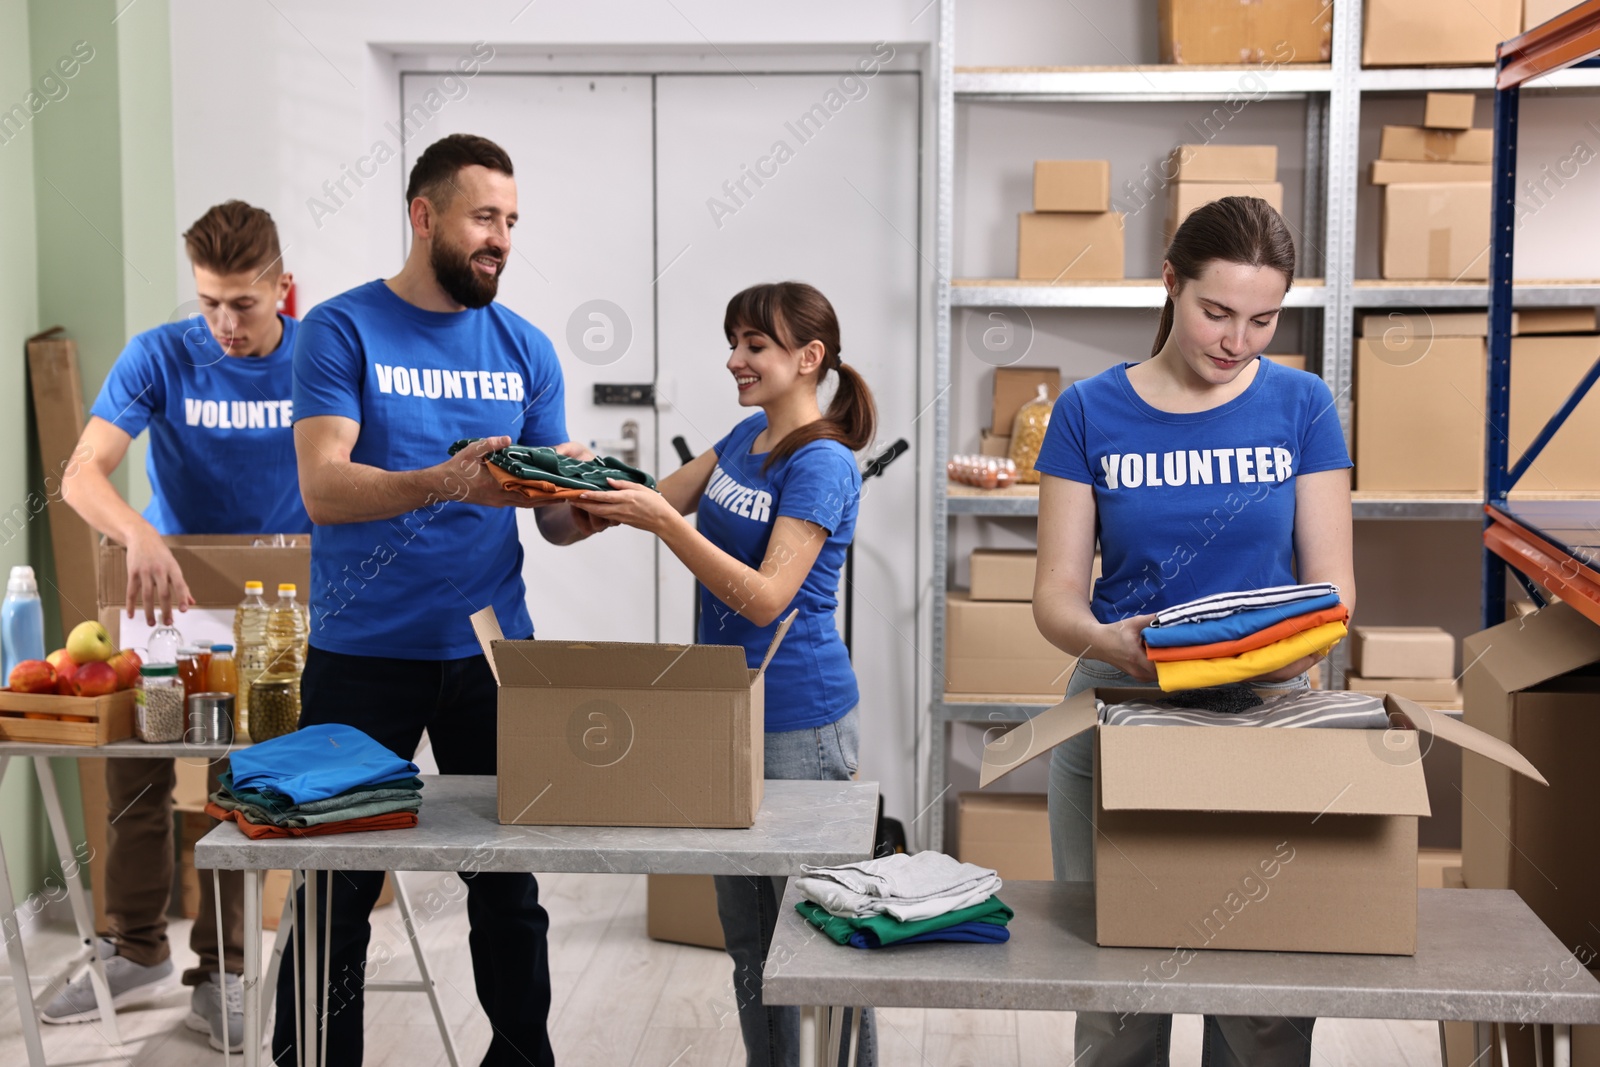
[125,527,193,626]
[438,436,529,508]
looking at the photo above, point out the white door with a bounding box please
[401,73,660,641]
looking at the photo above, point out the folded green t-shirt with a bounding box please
[448,440,656,492]
[796,894,1013,947]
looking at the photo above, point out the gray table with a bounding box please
[763,880,1600,1066]
[0,738,241,1067]
[194,774,880,1067]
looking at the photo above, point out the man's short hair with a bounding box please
[183,201,283,277]
[405,133,514,211]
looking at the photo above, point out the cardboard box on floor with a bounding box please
[956,792,1052,880]
[1363,0,1521,66]
[1158,0,1331,64]
[1510,334,1600,492]
[1033,161,1110,213]
[1381,182,1492,280]
[1354,335,1486,492]
[1168,144,1278,182]
[1462,600,1600,961]
[1350,625,1456,678]
[1166,181,1284,239]
[981,688,1545,955]
[991,367,1060,435]
[1016,212,1125,281]
[471,606,790,828]
[945,593,1076,701]
[647,874,726,950]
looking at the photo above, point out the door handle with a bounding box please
[590,419,640,469]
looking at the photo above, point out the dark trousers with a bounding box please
[270,647,554,1067]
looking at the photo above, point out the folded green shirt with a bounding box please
[448,440,656,492]
[796,894,1013,947]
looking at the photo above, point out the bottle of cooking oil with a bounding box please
[232,580,269,736]
[253,583,307,740]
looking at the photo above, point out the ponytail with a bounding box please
[723,281,878,471]
[1153,195,1296,358]
[1151,298,1175,358]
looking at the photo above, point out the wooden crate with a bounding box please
[0,689,136,745]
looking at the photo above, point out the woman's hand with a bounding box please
[571,479,680,535]
[1251,651,1326,684]
[1090,614,1159,683]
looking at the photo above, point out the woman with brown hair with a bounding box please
[1030,196,1356,1066]
[575,280,879,1066]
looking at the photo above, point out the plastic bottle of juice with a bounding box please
[232,580,270,734]
[258,583,307,732]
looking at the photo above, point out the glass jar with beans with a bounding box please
[135,664,185,743]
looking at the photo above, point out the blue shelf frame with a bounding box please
[1482,6,1600,628]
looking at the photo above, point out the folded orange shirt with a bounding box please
[1144,603,1350,662]
[205,801,419,839]
[485,464,591,501]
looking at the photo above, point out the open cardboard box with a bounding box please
[981,687,1544,955]
[470,606,793,828]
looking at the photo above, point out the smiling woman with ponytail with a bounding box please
[573,280,881,1067]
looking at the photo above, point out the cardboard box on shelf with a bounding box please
[1379,126,1495,164]
[1516,306,1598,334]
[1033,160,1111,213]
[647,874,726,950]
[1360,310,1498,338]
[1158,0,1332,64]
[982,688,1545,955]
[1167,181,1285,238]
[1363,0,1521,67]
[1424,92,1477,130]
[991,367,1061,435]
[969,549,1038,602]
[956,793,1052,881]
[1347,676,1462,703]
[945,592,1075,700]
[1016,212,1125,281]
[1462,601,1600,960]
[1511,334,1600,492]
[1368,159,1492,185]
[978,431,1011,458]
[1525,0,1576,30]
[1263,354,1306,370]
[1381,182,1492,281]
[1354,335,1486,492]
[471,606,789,828]
[1417,847,1462,888]
[1349,625,1456,678]
[1168,144,1278,182]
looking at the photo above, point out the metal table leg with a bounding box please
[241,869,261,1067]
[301,869,318,1067]
[0,757,47,1067]
[213,868,232,1067]
[1555,1022,1572,1067]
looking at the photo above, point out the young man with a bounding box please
[55,200,308,1052]
[278,132,607,1066]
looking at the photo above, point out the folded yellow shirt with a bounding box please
[1154,620,1348,692]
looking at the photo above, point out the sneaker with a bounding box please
[186,971,244,1052]
[40,938,175,1024]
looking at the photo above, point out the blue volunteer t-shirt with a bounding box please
[89,315,311,535]
[1035,358,1350,624]
[292,279,568,659]
[698,413,861,733]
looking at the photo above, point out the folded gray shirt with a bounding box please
[1100,690,1390,730]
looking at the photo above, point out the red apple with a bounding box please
[107,649,142,691]
[47,649,79,696]
[9,660,58,694]
[72,661,118,698]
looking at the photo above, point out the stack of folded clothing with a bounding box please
[206,724,423,839]
[448,439,656,502]
[1100,688,1391,729]
[1142,582,1349,692]
[794,851,1013,950]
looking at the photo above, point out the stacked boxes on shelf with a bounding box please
[946,548,1076,702]
[955,792,1052,880]
[1375,94,1493,281]
[1017,160,1125,281]
[1165,144,1283,241]
[1345,625,1461,705]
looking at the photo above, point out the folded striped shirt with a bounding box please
[1150,583,1340,628]
[1100,689,1389,730]
[1142,592,1345,648]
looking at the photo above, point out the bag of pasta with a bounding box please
[1008,383,1053,484]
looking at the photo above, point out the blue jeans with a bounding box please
[714,708,877,1067]
[1049,659,1316,1067]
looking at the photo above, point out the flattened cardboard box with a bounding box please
[473,606,792,828]
[982,687,1544,955]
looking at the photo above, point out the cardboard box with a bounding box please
[1349,625,1456,678]
[1347,676,1462,702]
[1168,144,1278,182]
[173,758,210,813]
[955,793,1052,880]
[945,592,1075,700]
[1017,212,1125,281]
[982,688,1544,955]
[1033,160,1111,213]
[1510,334,1600,492]
[1363,0,1522,66]
[1381,182,1492,281]
[1462,601,1600,959]
[1424,92,1478,130]
[978,431,1011,458]
[1159,0,1332,64]
[1516,306,1597,334]
[471,606,787,828]
[1417,847,1462,888]
[1379,126,1495,164]
[1368,159,1492,185]
[647,874,726,950]
[1525,0,1576,30]
[969,549,1038,602]
[1263,354,1306,370]
[27,330,101,635]
[1167,181,1285,239]
[991,367,1061,435]
[1361,310,1498,338]
[1354,335,1486,491]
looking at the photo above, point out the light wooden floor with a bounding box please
[0,872,1443,1066]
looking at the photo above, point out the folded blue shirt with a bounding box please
[228,723,419,803]
[1141,591,1344,649]
[848,921,1012,950]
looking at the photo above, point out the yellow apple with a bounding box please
[66,621,116,664]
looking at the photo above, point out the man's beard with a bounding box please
[431,235,503,309]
